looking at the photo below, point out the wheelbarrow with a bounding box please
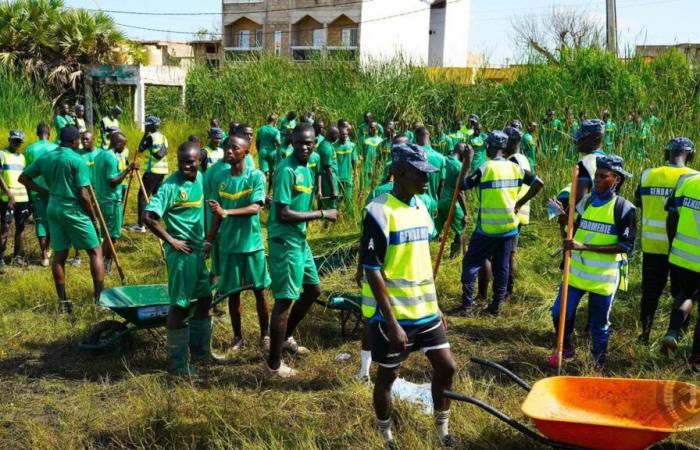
[79,284,252,351]
[445,357,700,450]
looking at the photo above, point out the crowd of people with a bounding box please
[0,102,698,448]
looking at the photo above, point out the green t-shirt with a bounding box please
[276,145,293,167]
[268,155,314,245]
[433,133,455,155]
[24,139,58,198]
[212,167,266,254]
[423,146,446,202]
[22,146,90,207]
[203,160,231,230]
[604,120,618,150]
[256,124,281,151]
[54,114,75,136]
[317,139,338,196]
[522,132,537,169]
[81,149,98,185]
[438,154,462,207]
[358,122,384,143]
[470,133,488,171]
[362,136,384,159]
[448,130,468,147]
[405,129,416,144]
[145,171,205,249]
[365,181,437,218]
[93,150,122,203]
[334,140,358,183]
[308,151,321,185]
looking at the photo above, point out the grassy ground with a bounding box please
[1,191,699,449]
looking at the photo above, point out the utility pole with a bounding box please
[606,0,618,55]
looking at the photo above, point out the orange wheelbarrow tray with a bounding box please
[445,357,700,450]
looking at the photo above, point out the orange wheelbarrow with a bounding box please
[446,357,700,450]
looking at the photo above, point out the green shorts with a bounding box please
[47,202,100,252]
[32,197,49,238]
[165,245,212,309]
[436,201,465,236]
[268,237,319,301]
[99,200,123,240]
[219,250,271,294]
[258,148,277,174]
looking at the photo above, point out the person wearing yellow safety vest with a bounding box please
[636,137,696,344]
[453,131,544,317]
[100,106,122,149]
[0,131,31,271]
[361,143,458,449]
[131,115,168,233]
[549,155,636,369]
[201,128,224,172]
[573,119,607,206]
[661,151,700,369]
[503,125,533,298]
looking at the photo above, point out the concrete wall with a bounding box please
[441,0,470,67]
[428,5,446,66]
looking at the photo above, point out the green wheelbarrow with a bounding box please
[79,284,251,352]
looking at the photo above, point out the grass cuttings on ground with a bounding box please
[1,217,699,449]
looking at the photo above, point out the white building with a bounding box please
[221,0,471,67]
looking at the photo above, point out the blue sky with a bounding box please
[66,0,700,65]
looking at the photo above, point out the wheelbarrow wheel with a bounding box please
[84,320,132,353]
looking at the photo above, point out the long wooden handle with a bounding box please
[88,186,125,284]
[121,151,139,217]
[555,165,579,374]
[433,173,464,280]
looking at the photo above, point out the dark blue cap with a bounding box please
[9,130,24,141]
[503,126,523,143]
[111,106,123,115]
[510,119,523,130]
[572,119,605,141]
[665,137,695,153]
[468,113,479,123]
[486,130,509,150]
[145,115,161,127]
[59,126,81,142]
[209,127,223,139]
[392,143,438,173]
[597,154,631,178]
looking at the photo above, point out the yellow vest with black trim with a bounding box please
[361,193,439,321]
[1,149,28,203]
[144,131,169,175]
[204,145,223,166]
[669,174,700,273]
[477,159,523,235]
[640,165,696,255]
[101,116,119,147]
[569,195,625,296]
[508,153,532,225]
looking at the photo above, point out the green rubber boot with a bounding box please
[189,316,224,363]
[167,327,197,375]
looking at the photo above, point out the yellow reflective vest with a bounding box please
[144,131,169,175]
[569,194,631,296]
[639,165,696,255]
[101,116,119,148]
[477,158,524,235]
[361,193,439,321]
[0,149,28,203]
[204,145,223,166]
[669,174,700,274]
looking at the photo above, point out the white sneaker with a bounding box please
[71,256,82,267]
[231,336,244,351]
[282,336,310,355]
[129,224,146,233]
[40,258,50,267]
[268,361,297,378]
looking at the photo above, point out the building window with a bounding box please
[256,29,263,47]
[238,30,250,48]
[312,28,325,47]
[206,45,216,54]
[274,31,282,56]
[341,28,358,47]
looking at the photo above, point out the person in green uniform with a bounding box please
[232,123,257,170]
[318,126,340,209]
[358,112,384,145]
[206,136,270,351]
[333,126,358,212]
[70,131,98,267]
[100,106,122,149]
[54,103,75,141]
[266,123,338,378]
[462,114,479,138]
[132,116,169,233]
[361,122,384,191]
[144,142,216,375]
[19,126,104,314]
[522,121,538,172]
[540,109,563,156]
[278,111,297,147]
[379,121,397,163]
[644,107,661,150]
[0,130,31,270]
[93,132,136,273]
[415,127,446,204]
[447,119,467,148]
[436,143,467,258]
[433,121,455,156]
[469,122,488,172]
[256,114,281,184]
[629,112,649,158]
[24,123,58,267]
[602,109,618,153]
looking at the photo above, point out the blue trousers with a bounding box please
[461,232,515,311]
[551,284,615,366]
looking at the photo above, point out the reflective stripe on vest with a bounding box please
[569,195,622,296]
[145,132,169,174]
[669,174,700,273]
[640,166,696,254]
[361,193,438,321]
[477,159,522,235]
[205,146,223,165]
[508,153,531,225]
[1,150,28,202]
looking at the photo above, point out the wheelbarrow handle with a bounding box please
[444,390,588,450]
[470,357,532,392]
[212,284,256,306]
